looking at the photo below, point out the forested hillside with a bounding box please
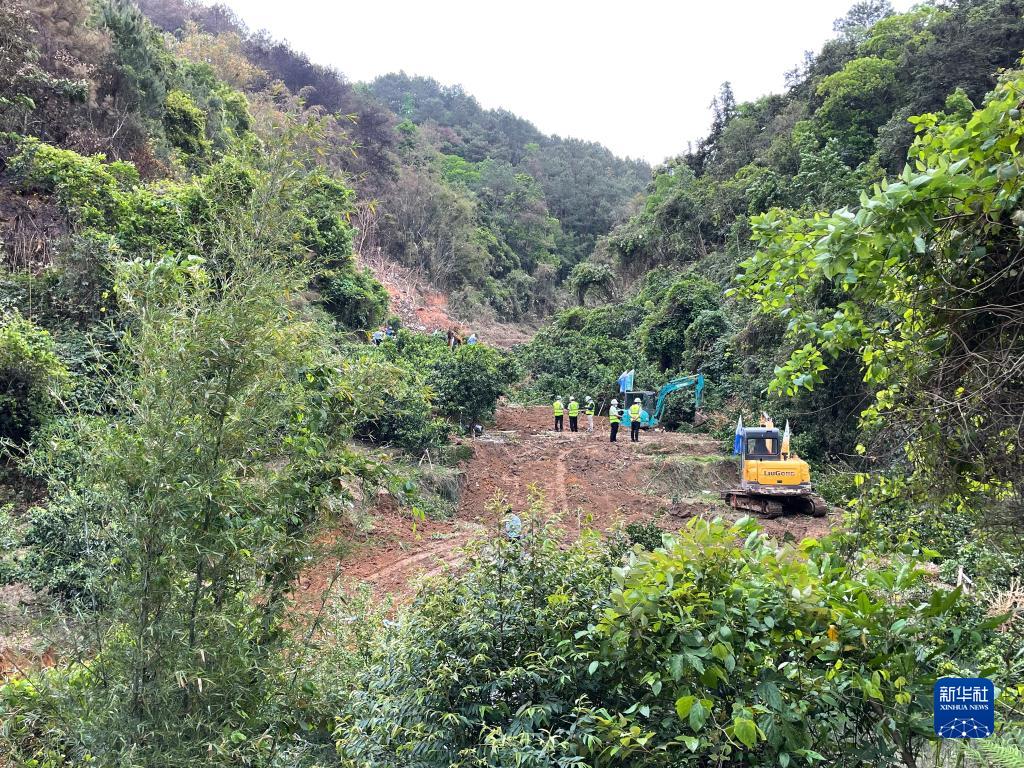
[527,0,1024,460]
[133,0,650,321]
[2,0,1024,766]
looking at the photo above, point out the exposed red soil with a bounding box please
[359,256,535,348]
[297,406,837,604]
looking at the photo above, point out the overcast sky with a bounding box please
[217,0,915,165]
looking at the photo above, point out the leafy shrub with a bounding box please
[347,353,448,453]
[163,89,210,157]
[0,504,19,585]
[296,170,357,266]
[429,343,517,429]
[51,233,119,323]
[638,274,717,371]
[608,519,666,561]
[566,260,614,305]
[520,324,655,405]
[334,511,994,767]
[578,517,990,766]
[320,267,389,332]
[13,408,122,616]
[815,468,858,506]
[7,136,134,227]
[20,490,116,604]
[683,308,729,363]
[0,312,70,444]
[334,496,613,767]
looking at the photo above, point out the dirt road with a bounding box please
[299,406,835,603]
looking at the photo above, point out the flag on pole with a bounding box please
[781,420,791,455]
[732,415,744,455]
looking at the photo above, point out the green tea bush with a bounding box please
[0,312,70,444]
[429,342,518,429]
[333,511,993,768]
[320,267,389,332]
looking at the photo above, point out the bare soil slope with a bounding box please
[300,406,836,602]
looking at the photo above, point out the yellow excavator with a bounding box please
[722,420,828,518]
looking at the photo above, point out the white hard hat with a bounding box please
[634,397,641,403]
[586,396,593,401]
[556,396,563,401]
[611,399,618,405]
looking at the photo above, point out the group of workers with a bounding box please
[377,324,480,348]
[370,323,397,345]
[440,328,478,348]
[552,395,645,443]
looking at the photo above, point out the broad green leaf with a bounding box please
[689,700,708,732]
[733,716,758,748]
[675,695,696,721]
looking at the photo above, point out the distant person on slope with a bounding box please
[629,397,643,443]
[608,399,620,442]
[567,396,579,432]
[553,397,564,432]
[584,396,595,432]
[467,332,478,345]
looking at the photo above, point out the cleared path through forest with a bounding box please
[297,405,835,604]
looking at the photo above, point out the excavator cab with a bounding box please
[621,390,655,427]
[743,428,781,461]
[620,374,706,429]
[724,425,828,517]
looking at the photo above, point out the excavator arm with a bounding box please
[648,373,705,427]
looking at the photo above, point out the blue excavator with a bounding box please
[620,373,706,429]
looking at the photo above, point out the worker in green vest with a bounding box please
[629,397,643,443]
[608,398,620,442]
[567,396,580,432]
[552,397,564,432]
[584,396,595,432]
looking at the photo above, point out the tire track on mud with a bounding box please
[298,405,835,603]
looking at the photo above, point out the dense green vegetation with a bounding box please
[512,0,1024,758]
[335,510,1010,768]
[2,0,1024,766]
[125,1,650,321]
[522,0,1024,450]
[0,5,518,762]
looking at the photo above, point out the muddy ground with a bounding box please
[297,405,836,604]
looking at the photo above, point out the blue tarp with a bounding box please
[618,369,635,394]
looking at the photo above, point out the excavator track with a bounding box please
[723,489,828,519]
